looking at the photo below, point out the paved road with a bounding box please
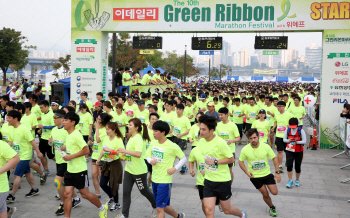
[6,118,350,218]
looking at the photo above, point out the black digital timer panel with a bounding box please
[192,37,223,50]
[254,36,288,50]
[132,36,162,49]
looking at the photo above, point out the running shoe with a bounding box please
[178,213,185,218]
[180,166,187,174]
[106,198,114,206]
[99,204,108,218]
[110,202,121,211]
[6,194,15,203]
[40,173,47,185]
[151,208,157,218]
[7,207,17,218]
[55,194,60,200]
[241,210,248,218]
[286,180,294,188]
[25,188,39,197]
[148,185,152,190]
[269,207,277,217]
[116,214,126,218]
[279,166,283,173]
[295,179,300,187]
[72,198,82,208]
[55,204,64,215]
[43,169,51,176]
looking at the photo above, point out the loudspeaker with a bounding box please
[51,83,65,103]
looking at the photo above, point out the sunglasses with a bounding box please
[53,116,62,120]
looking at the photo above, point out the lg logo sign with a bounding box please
[335,61,348,67]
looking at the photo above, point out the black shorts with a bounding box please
[39,139,55,159]
[64,170,89,190]
[270,126,276,134]
[250,173,276,189]
[198,185,221,204]
[56,163,67,177]
[173,138,187,150]
[228,153,235,168]
[91,159,97,163]
[35,128,41,138]
[275,137,286,151]
[245,123,252,132]
[203,179,232,201]
[145,159,152,174]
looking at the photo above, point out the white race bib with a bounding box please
[251,160,266,171]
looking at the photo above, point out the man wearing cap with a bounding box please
[196,93,207,113]
[9,86,19,103]
[80,92,93,111]
[205,101,220,122]
[134,100,149,124]
[93,101,103,123]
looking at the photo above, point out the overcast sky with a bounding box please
[0,0,322,58]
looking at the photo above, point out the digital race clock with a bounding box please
[132,36,162,49]
[192,37,222,50]
[254,36,288,50]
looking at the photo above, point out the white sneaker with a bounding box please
[110,202,121,211]
[116,213,126,218]
[151,208,157,218]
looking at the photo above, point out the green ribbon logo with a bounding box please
[72,0,92,31]
[277,0,296,22]
[74,39,97,44]
[74,68,97,73]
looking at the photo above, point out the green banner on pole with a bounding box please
[74,39,98,44]
[74,68,97,73]
[327,53,350,59]
[263,51,279,55]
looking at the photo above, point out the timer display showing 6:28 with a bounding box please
[192,37,223,50]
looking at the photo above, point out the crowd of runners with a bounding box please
[0,76,321,218]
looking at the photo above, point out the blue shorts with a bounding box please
[152,182,172,208]
[14,160,31,177]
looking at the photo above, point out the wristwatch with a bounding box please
[214,160,218,165]
[275,171,280,174]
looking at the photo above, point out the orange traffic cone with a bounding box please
[310,126,318,150]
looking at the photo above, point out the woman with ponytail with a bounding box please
[117,118,157,218]
[97,122,124,211]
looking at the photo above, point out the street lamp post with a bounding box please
[184,45,187,84]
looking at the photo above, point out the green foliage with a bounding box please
[53,54,71,79]
[0,27,36,85]
[210,64,232,80]
[144,50,163,68]
[162,51,200,80]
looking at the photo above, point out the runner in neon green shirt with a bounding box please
[244,97,260,128]
[197,115,247,218]
[188,113,203,149]
[239,128,280,217]
[115,103,128,138]
[287,97,306,127]
[252,110,271,144]
[159,101,176,137]
[117,118,157,218]
[146,120,186,218]
[78,104,93,141]
[61,112,108,218]
[134,100,149,124]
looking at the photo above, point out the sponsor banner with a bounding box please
[72,0,350,32]
[320,29,350,149]
[253,69,278,74]
[71,31,108,103]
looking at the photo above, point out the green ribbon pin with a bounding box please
[277,0,296,22]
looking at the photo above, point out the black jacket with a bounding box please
[114,72,123,86]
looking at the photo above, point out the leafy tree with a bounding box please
[0,27,36,85]
[144,50,163,68]
[53,54,71,79]
[210,64,232,80]
[162,50,178,74]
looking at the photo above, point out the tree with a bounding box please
[108,33,147,70]
[144,50,163,68]
[175,54,200,80]
[162,51,178,73]
[53,54,71,79]
[210,64,232,80]
[0,27,36,85]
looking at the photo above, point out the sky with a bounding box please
[0,0,322,58]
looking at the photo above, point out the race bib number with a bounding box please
[2,135,8,142]
[117,121,122,126]
[165,120,171,127]
[174,126,181,135]
[258,130,265,138]
[92,142,99,153]
[199,161,205,174]
[54,139,63,151]
[138,117,145,123]
[79,121,84,129]
[66,150,72,162]
[249,112,256,118]
[251,160,266,171]
[277,125,286,134]
[146,142,150,150]
[152,147,164,162]
[286,142,296,152]
[219,132,229,141]
[42,129,47,134]
[103,151,113,162]
[125,154,132,165]
[266,115,271,121]
[234,111,241,116]
[126,110,134,116]
[204,155,218,172]
[13,142,20,153]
